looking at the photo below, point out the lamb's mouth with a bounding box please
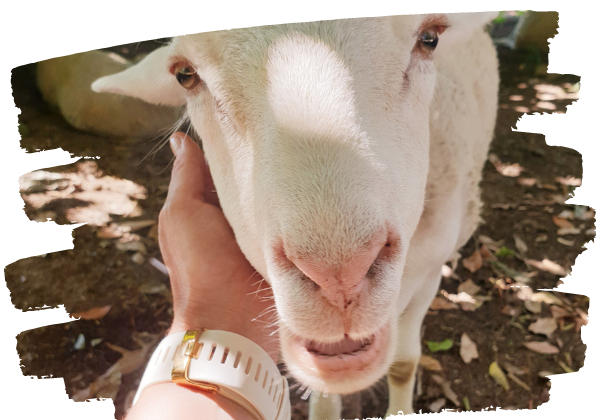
[288,325,389,382]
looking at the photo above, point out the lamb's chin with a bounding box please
[279,321,394,395]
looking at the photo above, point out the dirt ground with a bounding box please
[6,37,592,419]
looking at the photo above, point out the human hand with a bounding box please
[158,132,278,362]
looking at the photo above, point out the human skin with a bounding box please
[126,132,279,420]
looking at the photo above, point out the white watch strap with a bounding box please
[133,330,291,420]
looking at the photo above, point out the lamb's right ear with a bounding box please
[92,46,187,106]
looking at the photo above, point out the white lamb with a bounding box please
[38,12,499,419]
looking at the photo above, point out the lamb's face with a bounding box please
[170,17,436,394]
[92,12,496,395]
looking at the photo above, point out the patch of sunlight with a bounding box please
[19,161,146,227]
[509,82,580,115]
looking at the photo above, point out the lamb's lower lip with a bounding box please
[288,325,389,381]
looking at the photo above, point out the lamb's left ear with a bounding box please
[92,45,187,106]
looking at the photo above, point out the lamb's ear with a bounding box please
[436,11,499,55]
[92,46,187,106]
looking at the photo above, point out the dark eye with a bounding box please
[418,28,439,53]
[174,65,201,90]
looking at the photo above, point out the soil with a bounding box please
[6,39,592,420]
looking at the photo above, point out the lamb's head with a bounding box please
[93,12,496,395]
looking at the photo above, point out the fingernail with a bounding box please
[170,135,182,156]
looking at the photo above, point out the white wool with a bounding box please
[87,12,499,416]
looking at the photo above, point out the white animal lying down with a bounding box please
[36,51,181,138]
[45,12,500,418]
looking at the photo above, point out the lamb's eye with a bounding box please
[174,65,201,90]
[418,28,439,53]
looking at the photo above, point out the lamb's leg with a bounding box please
[309,393,342,420]
[386,359,419,416]
[386,267,443,418]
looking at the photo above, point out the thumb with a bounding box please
[166,132,208,205]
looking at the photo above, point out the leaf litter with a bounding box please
[71,332,161,401]
[70,305,112,320]
[488,362,510,391]
[459,333,479,364]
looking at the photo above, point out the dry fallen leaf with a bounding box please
[72,364,121,401]
[528,318,558,337]
[550,306,571,319]
[430,296,459,310]
[557,210,574,219]
[479,235,502,252]
[458,296,489,312]
[419,355,442,371]
[116,241,148,254]
[525,259,568,277]
[552,216,574,229]
[119,219,157,232]
[71,305,112,320]
[499,164,525,177]
[513,235,528,255]
[479,244,497,261]
[71,332,162,402]
[460,333,479,364]
[579,209,595,220]
[431,375,460,407]
[524,300,542,314]
[556,176,582,186]
[429,398,446,413]
[517,177,537,186]
[576,308,589,327]
[515,284,533,299]
[488,153,525,177]
[462,250,483,273]
[489,362,510,391]
[104,332,162,375]
[503,362,526,376]
[441,290,477,305]
[132,252,145,265]
[531,291,567,307]
[557,227,582,236]
[538,370,556,378]
[457,279,481,296]
[556,238,575,246]
[524,341,560,354]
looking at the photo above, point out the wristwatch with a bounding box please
[133,329,291,420]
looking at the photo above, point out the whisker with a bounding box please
[301,386,312,400]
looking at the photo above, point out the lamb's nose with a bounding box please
[286,230,390,311]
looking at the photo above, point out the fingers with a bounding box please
[166,132,218,206]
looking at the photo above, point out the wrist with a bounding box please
[132,329,290,420]
[128,382,257,420]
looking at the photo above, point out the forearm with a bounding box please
[126,382,257,420]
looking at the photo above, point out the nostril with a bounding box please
[377,231,400,262]
[366,259,383,279]
[274,228,400,307]
[299,271,321,291]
